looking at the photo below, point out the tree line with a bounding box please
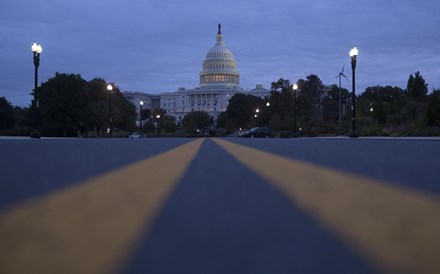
[218,71,440,136]
[1,73,136,137]
[1,71,439,137]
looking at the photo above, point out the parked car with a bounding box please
[241,127,271,138]
[228,130,246,137]
[128,133,141,138]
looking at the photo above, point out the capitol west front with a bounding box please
[124,25,270,122]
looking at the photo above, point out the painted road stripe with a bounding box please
[213,138,440,274]
[0,138,204,274]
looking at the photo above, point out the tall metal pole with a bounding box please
[109,92,112,137]
[31,43,41,138]
[294,90,297,137]
[32,54,39,137]
[349,46,359,138]
[139,101,143,136]
[107,84,113,138]
[156,115,161,136]
[293,84,298,137]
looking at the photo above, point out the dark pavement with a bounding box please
[0,137,439,274]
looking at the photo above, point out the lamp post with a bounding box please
[107,84,113,138]
[31,42,42,138]
[349,46,359,138]
[293,83,298,137]
[139,101,144,136]
[156,114,161,136]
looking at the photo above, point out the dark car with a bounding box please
[241,127,271,138]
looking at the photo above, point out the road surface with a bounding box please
[0,137,439,274]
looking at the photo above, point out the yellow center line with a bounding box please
[213,138,440,274]
[0,138,204,274]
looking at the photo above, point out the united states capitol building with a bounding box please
[123,25,270,122]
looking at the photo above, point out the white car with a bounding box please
[128,133,141,138]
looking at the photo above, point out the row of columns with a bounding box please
[200,74,239,84]
[189,93,220,106]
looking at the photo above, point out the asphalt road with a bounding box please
[0,137,439,274]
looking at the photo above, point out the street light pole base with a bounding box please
[349,132,359,138]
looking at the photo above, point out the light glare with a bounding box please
[349,46,358,57]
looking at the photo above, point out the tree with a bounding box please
[299,75,324,122]
[321,84,350,125]
[407,71,428,101]
[268,113,282,131]
[162,115,177,133]
[270,78,291,92]
[0,97,15,130]
[84,78,110,136]
[372,100,386,125]
[182,111,211,130]
[38,73,136,137]
[111,89,136,132]
[269,78,294,129]
[225,119,235,133]
[294,75,325,134]
[141,109,151,121]
[186,118,198,133]
[358,85,409,129]
[143,118,155,133]
[13,106,30,128]
[39,73,88,136]
[216,111,228,128]
[426,90,440,127]
[225,94,263,128]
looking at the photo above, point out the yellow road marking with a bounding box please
[0,138,204,274]
[213,138,440,274]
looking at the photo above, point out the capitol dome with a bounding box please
[199,24,240,87]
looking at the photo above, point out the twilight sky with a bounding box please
[1,0,439,107]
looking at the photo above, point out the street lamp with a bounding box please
[31,42,43,138]
[107,84,113,138]
[293,83,298,137]
[139,101,144,136]
[349,46,359,138]
[156,114,161,136]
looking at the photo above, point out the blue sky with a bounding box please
[1,0,439,107]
